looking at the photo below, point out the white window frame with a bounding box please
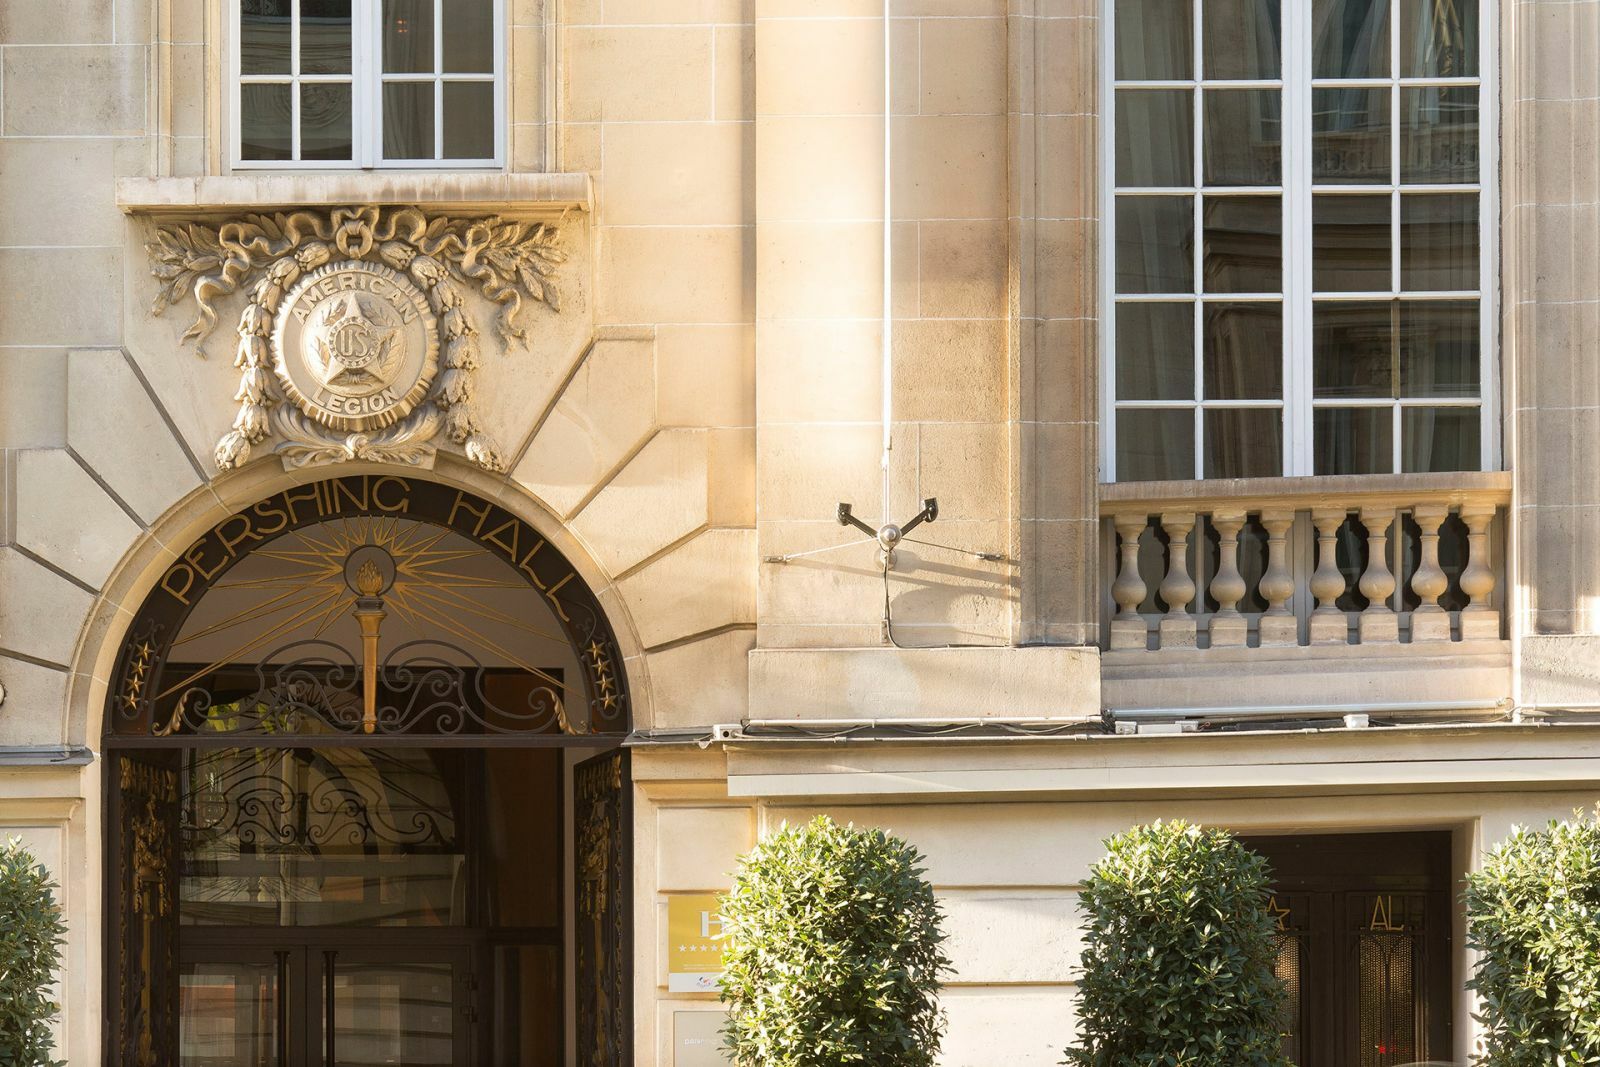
[1098,0,1499,482]
[230,0,506,171]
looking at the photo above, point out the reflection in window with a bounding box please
[1110,0,1487,480]
[180,747,465,927]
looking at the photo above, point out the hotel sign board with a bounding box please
[667,893,725,993]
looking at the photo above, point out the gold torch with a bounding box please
[344,548,396,736]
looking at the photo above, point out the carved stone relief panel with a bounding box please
[142,205,567,472]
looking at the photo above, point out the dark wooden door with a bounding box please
[108,751,183,1067]
[573,748,632,1067]
[1245,832,1453,1067]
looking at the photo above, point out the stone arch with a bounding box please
[66,455,653,749]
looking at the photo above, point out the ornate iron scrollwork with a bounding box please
[162,638,568,738]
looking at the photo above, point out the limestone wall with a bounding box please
[1504,0,1600,703]
[635,742,1600,1066]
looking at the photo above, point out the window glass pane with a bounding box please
[384,0,436,74]
[1116,90,1193,187]
[333,962,455,1066]
[1316,407,1393,474]
[1401,0,1477,78]
[240,83,293,160]
[1314,87,1390,184]
[1204,89,1282,186]
[1315,301,1395,397]
[1314,194,1390,292]
[384,81,436,159]
[1204,302,1282,399]
[180,962,279,1066]
[181,748,466,927]
[300,82,353,161]
[1204,0,1282,80]
[1313,0,1390,78]
[1399,300,1478,397]
[240,0,291,75]
[1401,86,1478,184]
[1117,196,1195,294]
[1203,195,1281,293]
[1117,303,1195,401]
[300,0,352,74]
[1402,406,1479,471]
[442,82,495,159]
[1118,409,1195,481]
[1205,408,1282,478]
[1115,0,1192,80]
[1400,193,1478,290]
[443,0,495,73]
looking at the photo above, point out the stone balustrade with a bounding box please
[1099,473,1511,652]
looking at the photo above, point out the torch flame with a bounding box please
[355,558,385,597]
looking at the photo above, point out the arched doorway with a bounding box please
[104,475,632,1066]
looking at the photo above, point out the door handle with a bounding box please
[274,950,290,1067]
[323,949,338,1066]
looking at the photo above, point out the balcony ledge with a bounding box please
[116,172,592,219]
[1099,470,1511,514]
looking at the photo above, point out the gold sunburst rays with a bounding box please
[161,517,575,705]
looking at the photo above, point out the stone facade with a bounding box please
[0,0,1597,1064]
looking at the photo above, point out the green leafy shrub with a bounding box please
[1465,809,1600,1064]
[1067,820,1290,1067]
[718,815,951,1067]
[0,838,67,1067]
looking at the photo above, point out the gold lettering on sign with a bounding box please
[447,490,492,537]
[1368,895,1404,932]
[156,478,418,605]
[372,476,411,513]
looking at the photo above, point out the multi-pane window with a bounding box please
[235,0,502,168]
[1107,0,1492,481]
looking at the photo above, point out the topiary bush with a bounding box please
[1465,809,1600,1065]
[718,815,951,1067]
[0,838,67,1067]
[1067,820,1290,1067]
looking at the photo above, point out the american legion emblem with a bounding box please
[273,261,438,433]
[142,206,566,472]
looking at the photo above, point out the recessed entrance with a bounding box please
[104,477,634,1067]
[1245,831,1455,1067]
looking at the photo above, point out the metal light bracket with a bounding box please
[837,498,938,569]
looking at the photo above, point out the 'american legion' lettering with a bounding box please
[156,477,575,622]
[290,270,420,324]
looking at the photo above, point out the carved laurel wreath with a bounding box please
[146,205,565,472]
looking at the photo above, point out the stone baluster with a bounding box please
[1458,504,1499,639]
[1257,510,1298,645]
[1110,514,1150,650]
[1357,507,1399,643]
[1208,511,1249,648]
[1158,512,1198,649]
[1309,510,1351,644]
[1409,503,1451,641]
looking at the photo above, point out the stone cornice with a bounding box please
[117,172,592,219]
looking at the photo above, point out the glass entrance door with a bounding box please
[1245,831,1454,1067]
[319,944,471,1067]
[179,938,474,1067]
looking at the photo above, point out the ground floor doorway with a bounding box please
[110,744,630,1067]
[1246,831,1455,1067]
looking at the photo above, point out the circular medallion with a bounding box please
[272,261,439,433]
